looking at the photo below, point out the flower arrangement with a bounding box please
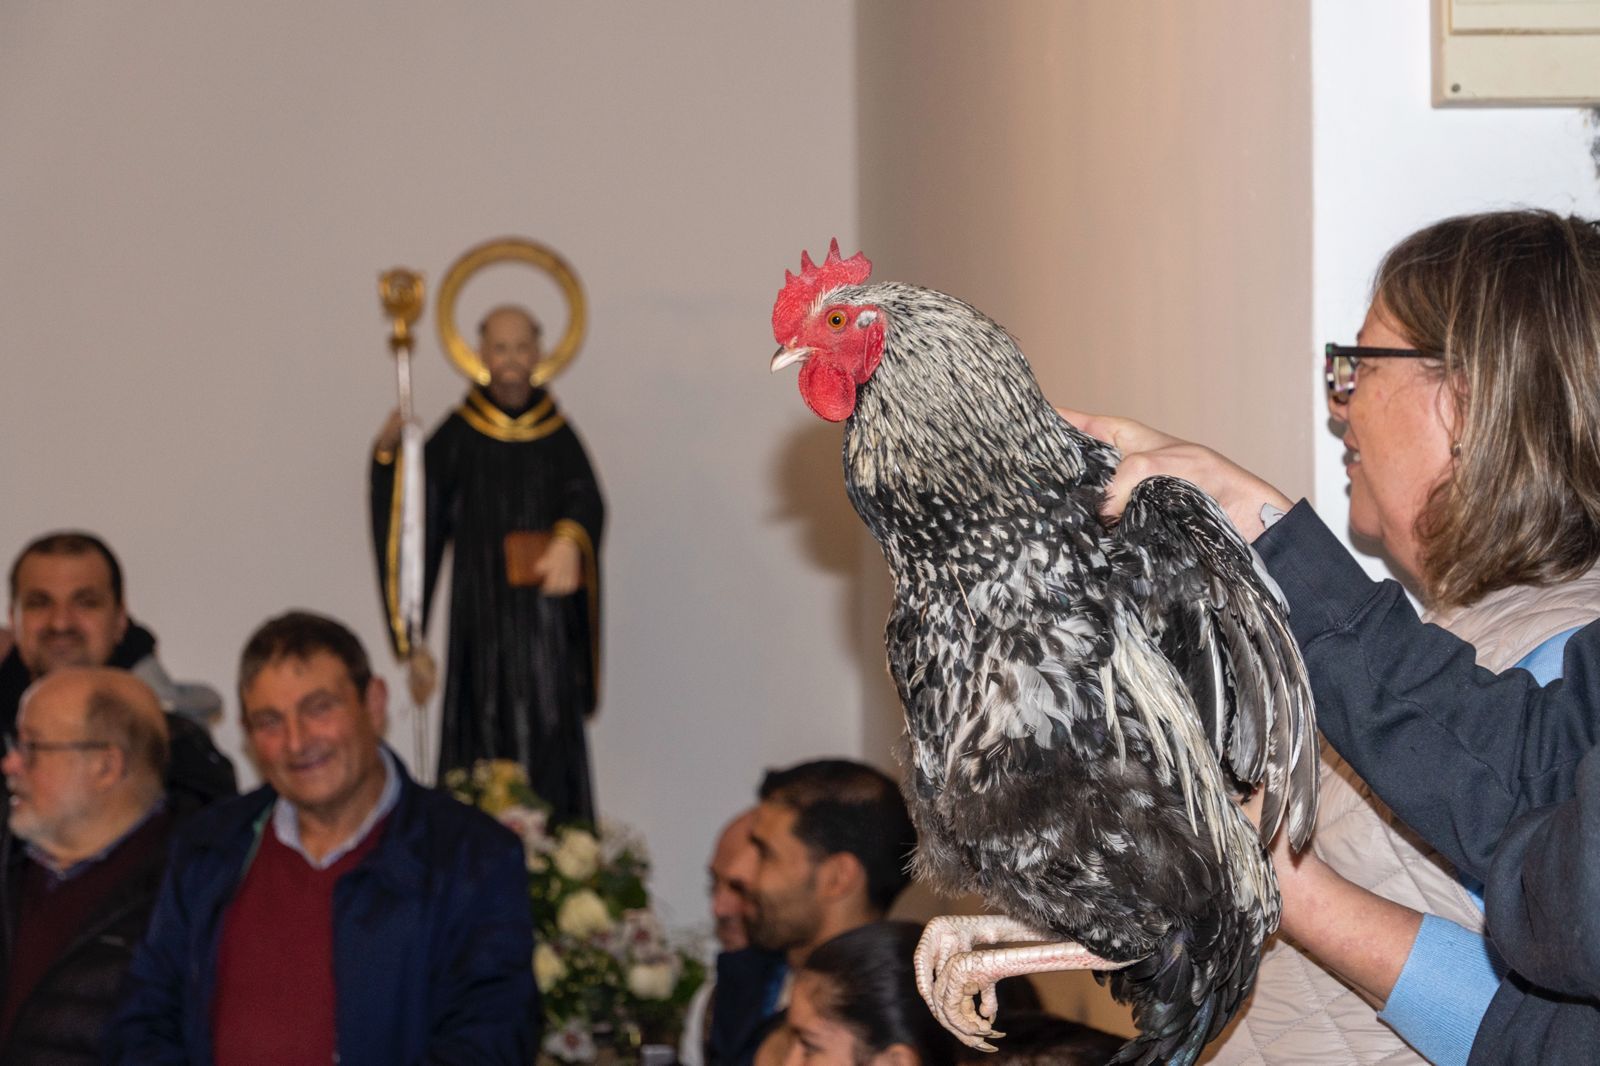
[446,760,706,1063]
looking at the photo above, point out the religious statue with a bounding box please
[369,240,604,823]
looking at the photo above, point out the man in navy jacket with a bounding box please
[106,610,538,1066]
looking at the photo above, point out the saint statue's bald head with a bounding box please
[477,305,543,411]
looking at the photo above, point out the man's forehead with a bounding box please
[17,684,83,733]
[16,551,114,594]
[244,651,356,704]
[712,835,757,877]
[751,801,799,842]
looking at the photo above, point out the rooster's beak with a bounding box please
[770,346,811,373]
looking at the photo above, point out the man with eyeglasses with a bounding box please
[0,667,173,1065]
[106,610,538,1066]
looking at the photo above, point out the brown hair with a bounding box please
[1373,210,1600,608]
[9,531,124,606]
[237,610,373,703]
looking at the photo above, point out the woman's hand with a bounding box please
[1058,409,1294,541]
[1240,785,1422,1007]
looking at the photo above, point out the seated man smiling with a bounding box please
[107,610,538,1066]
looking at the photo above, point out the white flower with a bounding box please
[619,909,667,960]
[533,942,568,992]
[543,1018,597,1063]
[499,805,550,845]
[626,960,678,1001]
[556,889,614,938]
[553,828,602,881]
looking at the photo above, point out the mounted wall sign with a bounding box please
[1434,0,1600,105]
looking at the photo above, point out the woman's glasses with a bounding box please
[1324,343,1442,405]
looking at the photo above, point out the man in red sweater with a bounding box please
[0,668,172,1065]
[106,611,538,1065]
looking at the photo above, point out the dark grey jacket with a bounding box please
[1259,502,1600,1064]
[0,815,172,1065]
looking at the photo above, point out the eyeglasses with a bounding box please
[3,732,112,767]
[1324,343,1443,405]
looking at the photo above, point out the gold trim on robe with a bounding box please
[552,518,602,706]
[458,391,566,442]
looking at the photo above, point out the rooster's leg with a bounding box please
[915,915,1133,1052]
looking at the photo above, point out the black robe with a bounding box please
[370,386,604,823]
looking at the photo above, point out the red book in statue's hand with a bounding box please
[503,530,552,588]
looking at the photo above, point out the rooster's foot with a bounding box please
[914,915,1134,1052]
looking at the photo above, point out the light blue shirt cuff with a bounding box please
[1379,914,1505,1066]
[1513,624,1583,685]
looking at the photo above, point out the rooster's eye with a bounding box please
[827,311,847,330]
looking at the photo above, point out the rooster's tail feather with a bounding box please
[1100,917,1259,1066]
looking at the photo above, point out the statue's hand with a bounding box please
[374,408,404,458]
[534,537,583,596]
[407,646,438,705]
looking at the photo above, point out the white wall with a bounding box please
[1311,0,1600,575]
[0,1,860,928]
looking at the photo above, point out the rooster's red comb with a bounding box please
[771,239,873,343]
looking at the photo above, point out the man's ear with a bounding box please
[112,604,130,646]
[92,743,129,791]
[364,675,389,736]
[816,849,867,904]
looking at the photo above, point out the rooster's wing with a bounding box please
[1113,475,1318,850]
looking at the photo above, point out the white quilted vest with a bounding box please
[1201,568,1600,1065]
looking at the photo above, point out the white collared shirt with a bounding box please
[270,747,401,870]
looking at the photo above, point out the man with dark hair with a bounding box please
[755,759,918,922]
[4,532,218,723]
[0,668,172,1064]
[107,610,539,1065]
[708,758,917,1066]
[1,532,235,811]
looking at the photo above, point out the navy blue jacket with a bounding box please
[104,755,538,1065]
[1260,502,1600,1064]
[708,948,788,1066]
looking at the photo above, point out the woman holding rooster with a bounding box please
[1070,209,1600,1065]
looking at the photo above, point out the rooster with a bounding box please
[769,242,1317,1066]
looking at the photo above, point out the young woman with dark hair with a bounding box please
[785,922,962,1066]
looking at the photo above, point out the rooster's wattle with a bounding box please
[770,242,1318,1066]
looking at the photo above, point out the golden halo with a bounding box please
[436,237,587,387]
